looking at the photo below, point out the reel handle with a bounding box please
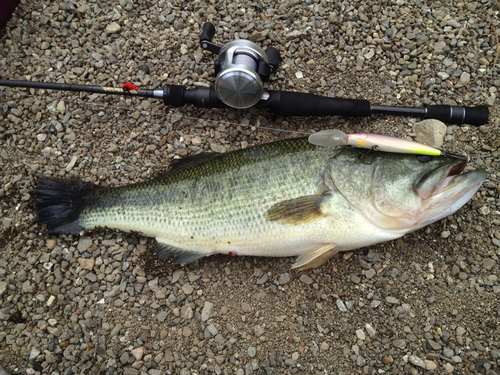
[265,47,281,72]
[200,22,221,54]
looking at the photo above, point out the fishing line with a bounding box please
[0,89,310,136]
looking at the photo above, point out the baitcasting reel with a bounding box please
[200,22,281,109]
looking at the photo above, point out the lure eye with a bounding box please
[417,155,431,162]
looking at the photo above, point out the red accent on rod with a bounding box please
[122,82,138,91]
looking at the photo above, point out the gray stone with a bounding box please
[181,284,194,295]
[241,302,252,313]
[77,237,93,252]
[278,273,291,285]
[299,274,313,285]
[386,296,400,305]
[427,339,442,351]
[157,310,168,323]
[248,346,256,358]
[433,41,447,53]
[443,347,454,358]
[393,339,406,349]
[165,14,175,23]
[365,269,376,279]
[0,282,7,297]
[482,258,497,271]
[120,352,129,364]
[201,301,214,321]
[255,325,265,337]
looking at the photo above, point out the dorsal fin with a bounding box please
[170,152,221,172]
[154,152,221,179]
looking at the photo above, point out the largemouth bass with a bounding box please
[35,137,486,269]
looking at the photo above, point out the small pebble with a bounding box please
[130,347,144,361]
[336,299,347,312]
[299,274,313,285]
[247,346,256,358]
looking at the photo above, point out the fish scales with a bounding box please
[79,139,341,256]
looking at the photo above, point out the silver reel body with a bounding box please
[215,40,268,109]
[200,22,280,109]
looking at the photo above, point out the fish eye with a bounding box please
[417,155,431,162]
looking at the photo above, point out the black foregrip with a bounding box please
[425,105,489,126]
[163,85,186,106]
[163,85,227,109]
[263,91,372,117]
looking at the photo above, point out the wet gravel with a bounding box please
[0,0,499,374]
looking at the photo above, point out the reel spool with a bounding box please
[200,22,280,109]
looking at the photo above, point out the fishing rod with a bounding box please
[0,22,490,126]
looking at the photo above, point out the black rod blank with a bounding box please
[0,79,489,126]
[0,79,157,98]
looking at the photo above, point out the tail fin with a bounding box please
[35,179,98,234]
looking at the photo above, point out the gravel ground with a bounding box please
[1,1,499,374]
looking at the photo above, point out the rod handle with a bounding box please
[263,91,372,117]
[426,105,489,126]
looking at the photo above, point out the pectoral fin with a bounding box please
[154,240,214,264]
[265,194,329,225]
[292,244,339,270]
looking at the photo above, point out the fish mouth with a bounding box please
[414,156,486,228]
[415,156,466,199]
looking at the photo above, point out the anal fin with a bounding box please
[154,240,212,265]
[292,244,339,270]
[265,194,329,225]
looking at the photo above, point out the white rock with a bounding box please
[409,354,426,369]
[56,100,66,114]
[105,22,121,34]
[29,347,41,360]
[0,282,7,297]
[364,48,375,59]
[459,72,470,85]
[365,323,377,337]
[201,301,214,321]
[210,143,226,153]
[130,346,144,361]
[336,299,347,312]
[437,72,450,80]
[355,329,366,340]
[425,360,438,370]
[413,119,447,148]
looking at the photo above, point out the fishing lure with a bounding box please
[308,129,442,156]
